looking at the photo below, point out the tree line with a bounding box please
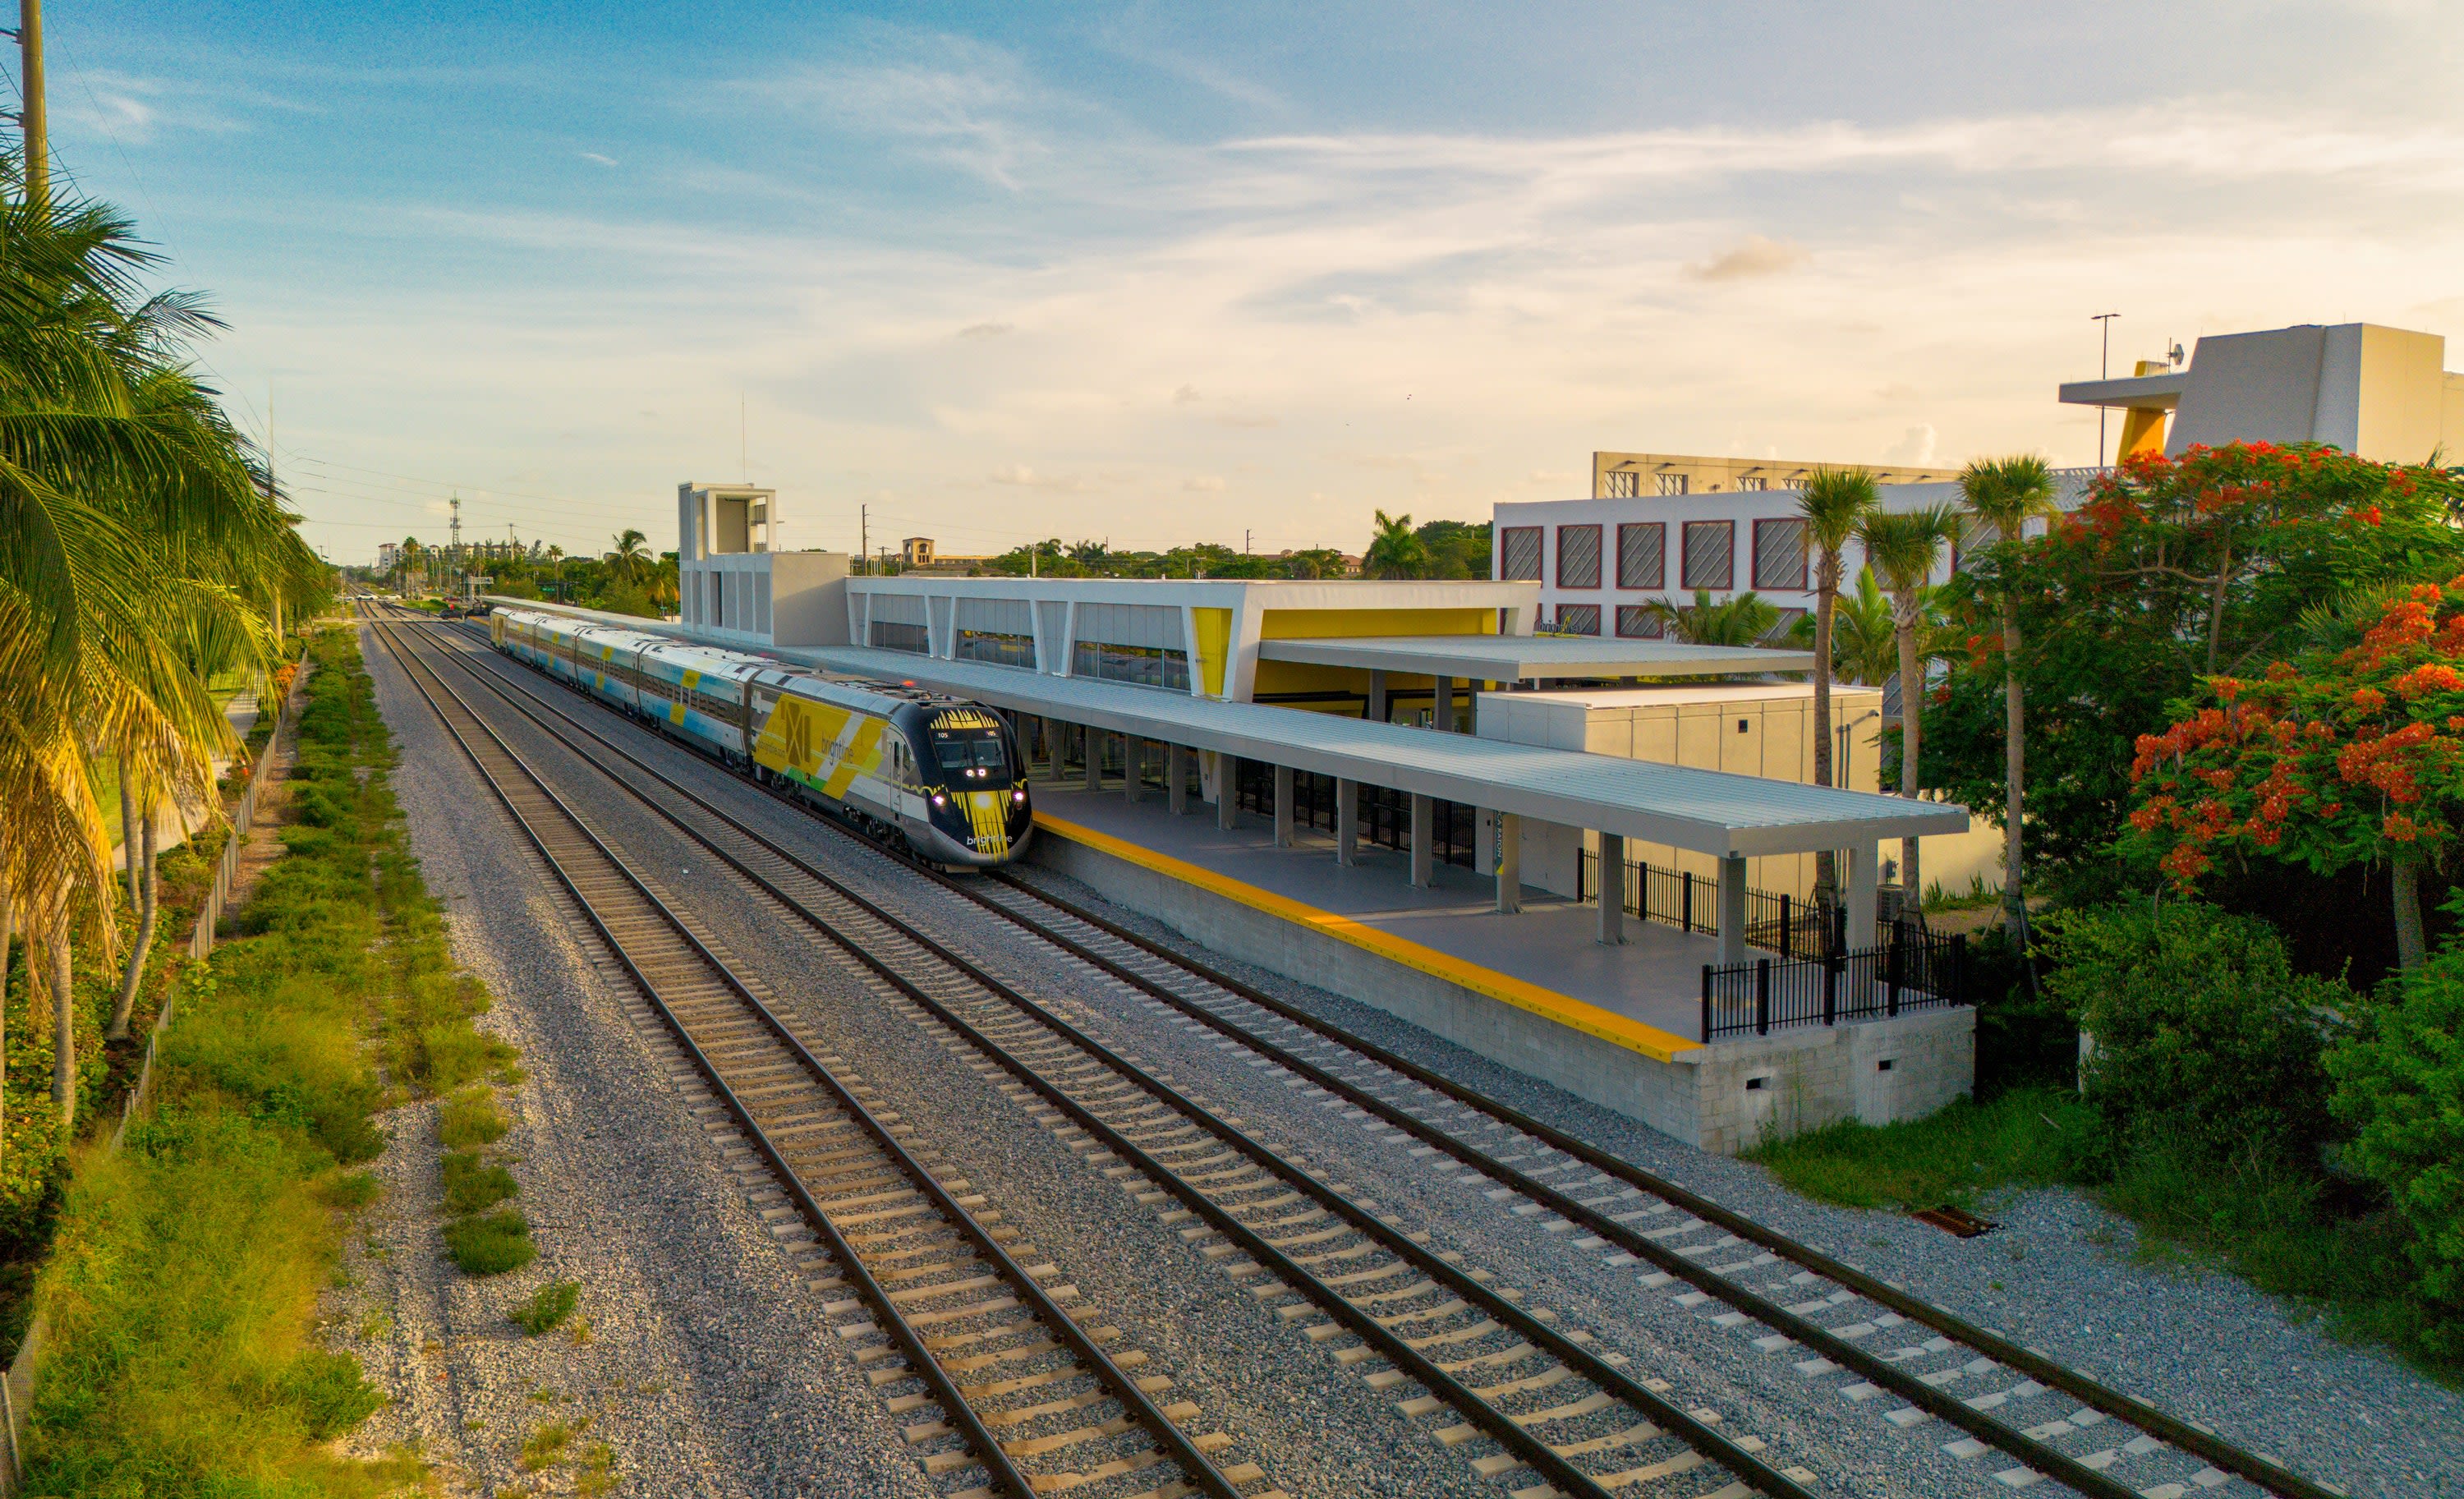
[0,152,329,1169]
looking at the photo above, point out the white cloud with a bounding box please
[578,151,618,167]
[1183,475,1225,491]
[1688,234,1810,282]
[1882,425,1940,467]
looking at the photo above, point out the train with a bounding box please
[486,608,1032,868]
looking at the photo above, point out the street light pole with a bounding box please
[2090,312,2120,466]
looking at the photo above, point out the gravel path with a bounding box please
[334,623,933,1499]
[415,628,2464,1498]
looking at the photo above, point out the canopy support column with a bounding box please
[1083,727,1101,793]
[1273,765,1295,847]
[1717,854,1748,966]
[1495,813,1522,913]
[1369,669,1389,724]
[1167,744,1188,816]
[1123,737,1144,802]
[1435,675,1454,732]
[1409,793,1433,887]
[1846,840,1878,950]
[1335,779,1358,866]
[1218,756,1239,830]
[1597,833,1625,945]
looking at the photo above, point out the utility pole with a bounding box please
[859,504,868,577]
[19,0,45,210]
[2090,312,2120,466]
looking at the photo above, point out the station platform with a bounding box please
[1026,783,1713,1058]
[1021,774,1974,1155]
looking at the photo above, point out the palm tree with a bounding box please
[1958,454,2058,950]
[0,160,320,1134]
[1363,511,1428,579]
[545,543,564,600]
[1830,566,1902,688]
[1854,503,1964,903]
[1641,589,1782,646]
[609,527,650,586]
[1799,467,1878,899]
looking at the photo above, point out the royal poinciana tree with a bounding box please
[2120,579,2464,970]
[1928,443,2464,894]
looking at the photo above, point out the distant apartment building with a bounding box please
[1590,450,1957,499]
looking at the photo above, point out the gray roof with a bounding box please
[484,598,1967,858]
[804,646,1964,858]
[1255,635,1814,680]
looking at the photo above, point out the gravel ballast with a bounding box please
[339,623,933,1498]
[414,625,2464,1498]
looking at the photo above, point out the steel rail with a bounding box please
[407,618,1812,1499]
[371,615,1247,1499]
[440,616,2320,1499]
[444,614,2330,1499]
[954,876,2338,1499]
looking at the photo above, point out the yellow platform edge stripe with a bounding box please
[1030,812,1702,1064]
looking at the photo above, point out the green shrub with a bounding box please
[509,1281,581,1336]
[2328,932,2464,1352]
[439,1087,508,1149]
[442,1152,519,1216]
[444,1210,536,1276]
[2048,901,2347,1169]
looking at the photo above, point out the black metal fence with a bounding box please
[1578,848,1900,955]
[1700,922,1970,1040]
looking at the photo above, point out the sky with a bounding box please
[46,2,2464,566]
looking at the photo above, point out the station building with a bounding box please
[505,491,1979,1153]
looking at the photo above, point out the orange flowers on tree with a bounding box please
[2122,579,2464,969]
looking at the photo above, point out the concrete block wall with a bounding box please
[1030,830,1974,1155]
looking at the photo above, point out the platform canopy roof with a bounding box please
[809,646,1959,859]
[1254,635,1814,680]
[486,600,1967,858]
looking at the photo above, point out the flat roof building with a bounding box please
[2059,321,2464,465]
[1591,450,1958,500]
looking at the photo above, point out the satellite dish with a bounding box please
[2168,342,2186,368]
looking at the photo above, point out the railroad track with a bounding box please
[413,614,2347,1499]
[397,615,1818,1499]
[368,614,1276,1499]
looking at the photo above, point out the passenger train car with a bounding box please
[489,608,1031,867]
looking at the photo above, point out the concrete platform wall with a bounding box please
[1031,828,1974,1155]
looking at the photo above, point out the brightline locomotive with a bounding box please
[487,608,1032,867]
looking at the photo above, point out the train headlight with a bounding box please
[1012,789,1026,802]
[931,793,946,807]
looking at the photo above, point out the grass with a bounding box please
[577,1442,618,1496]
[442,1152,520,1216]
[439,1086,508,1148]
[444,1210,536,1277]
[19,627,427,1493]
[508,1281,581,1336]
[1745,1087,2097,1211]
[520,1416,589,1471]
[1748,1085,2464,1382]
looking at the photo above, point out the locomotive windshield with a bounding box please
[930,729,1009,779]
